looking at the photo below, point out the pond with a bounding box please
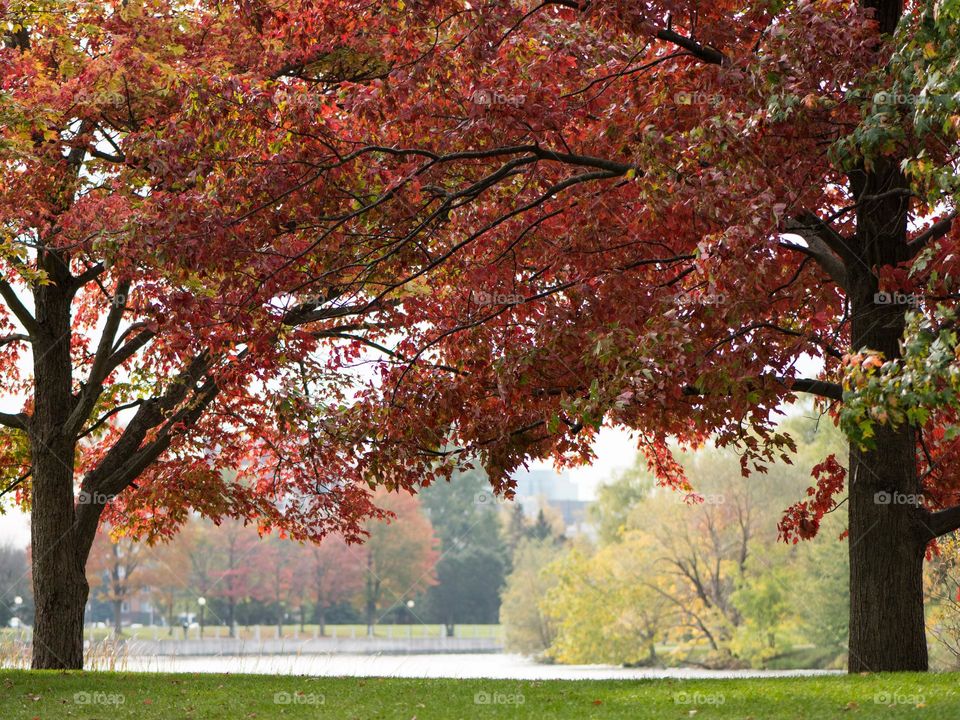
[120,653,840,679]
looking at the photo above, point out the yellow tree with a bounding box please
[542,534,674,665]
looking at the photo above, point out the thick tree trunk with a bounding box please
[31,498,88,670]
[30,272,91,669]
[848,424,928,671]
[846,155,927,670]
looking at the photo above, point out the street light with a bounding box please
[197,597,206,639]
[12,596,22,629]
[405,600,415,625]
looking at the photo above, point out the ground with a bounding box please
[0,670,957,718]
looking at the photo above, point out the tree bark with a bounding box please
[30,280,88,669]
[848,425,928,671]
[845,153,928,671]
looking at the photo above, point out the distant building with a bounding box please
[510,467,594,538]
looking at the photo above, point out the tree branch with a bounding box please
[921,505,960,541]
[0,280,38,335]
[683,376,842,401]
[0,412,28,430]
[905,211,957,260]
[782,214,852,290]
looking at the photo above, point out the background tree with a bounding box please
[140,530,195,636]
[500,537,563,656]
[542,536,673,666]
[250,535,298,636]
[0,542,31,628]
[420,470,508,627]
[362,490,439,635]
[85,527,145,637]
[309,535,364,636]
[205,519,259,637]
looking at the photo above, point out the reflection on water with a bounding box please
[121,653,840,679]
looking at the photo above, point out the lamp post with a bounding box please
[406,599,414,624]
[12,596,22,629]
[197,597,206,639]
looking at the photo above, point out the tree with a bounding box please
[250,535,298,636]
[327,0,960,673]
[85,527,145,637]
[541,538,673,666]
[205,519,259,637]
[140,540,189,636]
[308,535,364,636]
[428,547,506,628]
[500,538,563,656]
[0,0,451,668]
[0,542,31,627]
[362,489,439,635]
[420,469,508,625]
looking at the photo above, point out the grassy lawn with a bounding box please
[0,670,957,719]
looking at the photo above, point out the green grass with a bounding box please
[1,670,958,719]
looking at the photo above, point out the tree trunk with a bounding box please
[365,553,376,637]
[846,155,928,670]
[30,531,88,669]
[319,607,326,637]
[30,280,88,669]
[113,599,123,637]
[366,599,375,637]
[848,427,928,671]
